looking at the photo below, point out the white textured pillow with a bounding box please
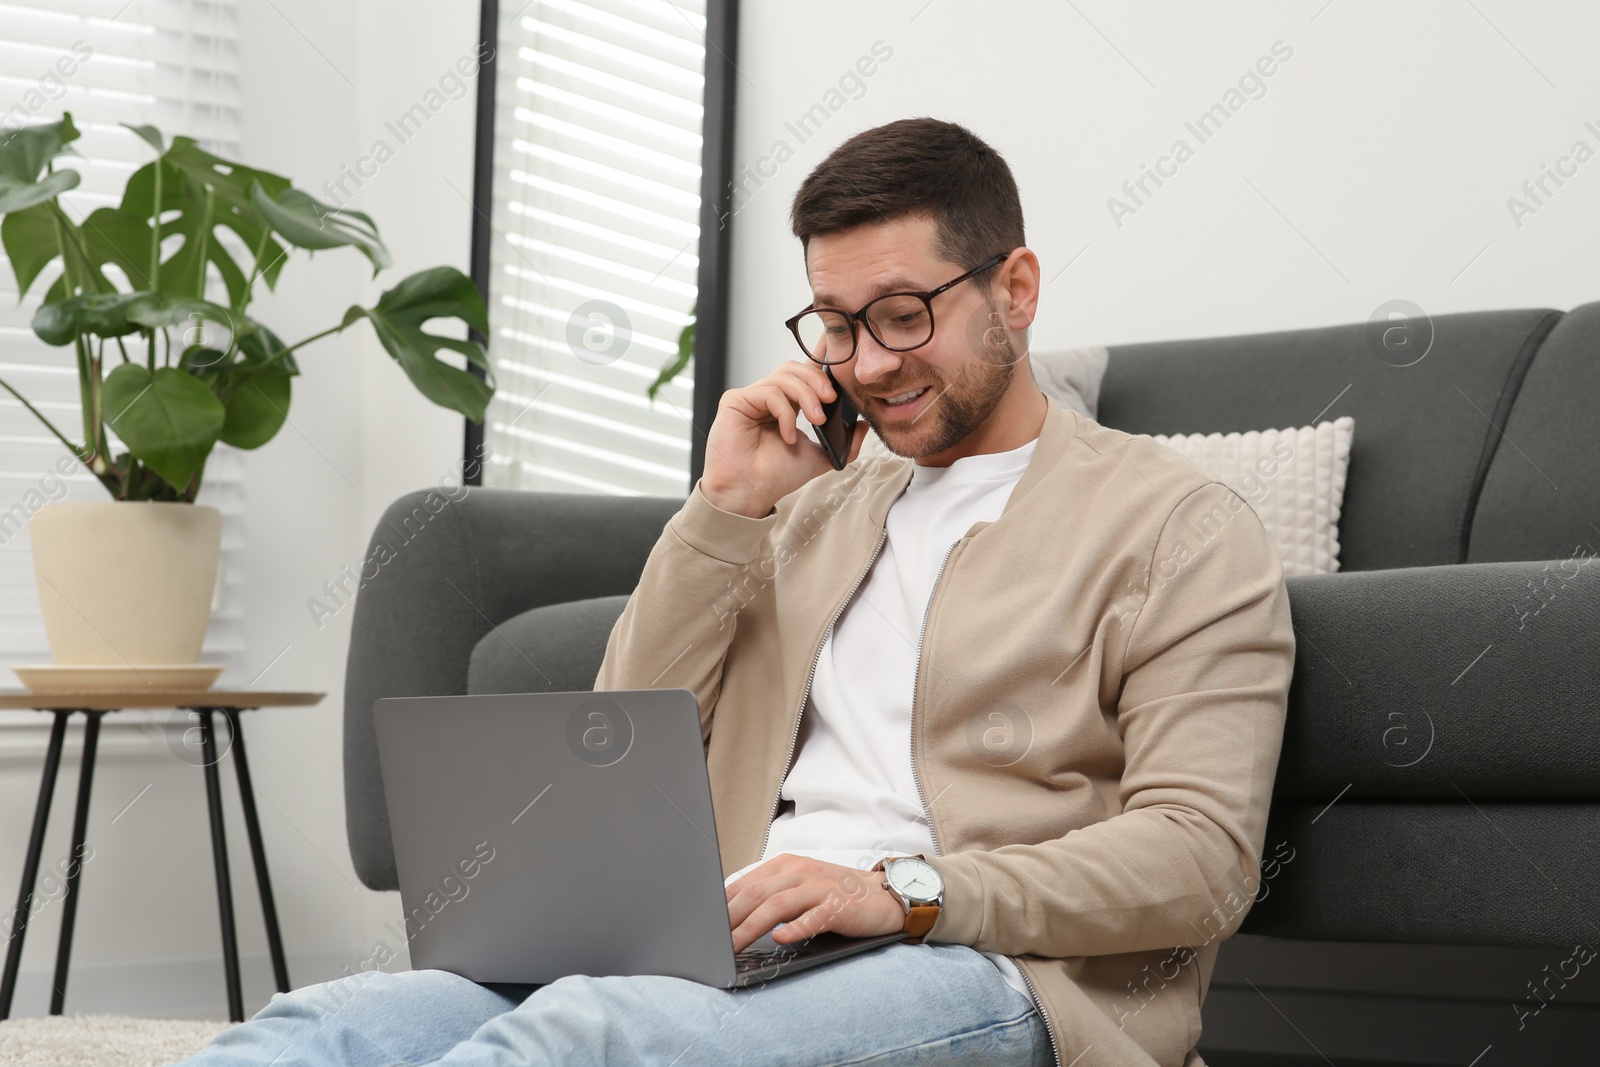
[1147,417,1355,576]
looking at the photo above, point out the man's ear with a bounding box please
[998,247,1042,333]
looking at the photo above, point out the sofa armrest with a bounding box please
[343,486,685,890]
[1276,555,1600,803]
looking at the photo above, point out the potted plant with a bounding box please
[0,114,494,686]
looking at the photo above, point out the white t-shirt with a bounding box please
[723,435,1040,1006]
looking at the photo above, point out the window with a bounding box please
[0,0,248,690]
[480,0,708,497]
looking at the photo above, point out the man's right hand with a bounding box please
[698,360,869,519]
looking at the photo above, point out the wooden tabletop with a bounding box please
[0,690,325,711]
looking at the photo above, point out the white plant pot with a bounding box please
[30,502,221,666]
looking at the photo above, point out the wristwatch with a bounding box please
[872,855,944,943]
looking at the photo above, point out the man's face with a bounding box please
[804,213,1032,464]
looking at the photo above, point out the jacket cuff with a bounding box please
[669,480,777,565]
[920,852,985,946]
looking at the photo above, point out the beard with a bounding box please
[860,304,1020,459]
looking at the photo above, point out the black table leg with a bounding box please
[198,710,244,1023]
[220,707,289,993]
[49,710,103,1015]
[0,709,71,1020]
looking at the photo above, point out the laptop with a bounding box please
[371,688,907,988]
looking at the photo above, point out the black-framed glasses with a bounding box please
[785,250,1015,365]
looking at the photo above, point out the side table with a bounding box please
[0,689,324,1023]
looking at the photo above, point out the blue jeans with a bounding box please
[175,942,1052,1066]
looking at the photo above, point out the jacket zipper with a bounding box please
[1015,959,1063,1067]
[913,538,1064,1067]
[756,527,888,865]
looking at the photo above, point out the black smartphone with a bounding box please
[816,366,859,471]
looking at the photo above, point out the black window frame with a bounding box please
[463,0,739,491]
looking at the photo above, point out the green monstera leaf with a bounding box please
[198,322,297,450]
[102,363,225,490]
[0,115,105,300]
[126,294,238,335]
[121,123,164,155]
[2,202,68,298]
[32,291,236,347]
[78,204,159,291]
[217,370,291,450]
[342,266,493,422]
[0,114,81,215]
[250,183,390,275]
[118,137,292,304]
[31,291,165,345]
[182,344,290,450]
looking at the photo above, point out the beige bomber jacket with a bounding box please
[593,393,1296,1067]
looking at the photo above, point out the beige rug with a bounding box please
[0,1015,236,1067]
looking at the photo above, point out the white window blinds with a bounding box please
[0,0,248,687]
[482,0,705,498]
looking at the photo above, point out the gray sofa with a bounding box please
[343,304,1600,1057]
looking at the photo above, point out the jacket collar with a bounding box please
[861,392,1081,527]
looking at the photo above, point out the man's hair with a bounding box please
[789,117,1025,282]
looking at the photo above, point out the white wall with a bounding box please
[226,0,480,1003]
[0,0,476,1019]
[727,0,1600,388]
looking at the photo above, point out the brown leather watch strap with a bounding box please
[903,903,939,942]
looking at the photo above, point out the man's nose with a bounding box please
[850,329,902,387]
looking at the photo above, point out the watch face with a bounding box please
[887,857,942,903]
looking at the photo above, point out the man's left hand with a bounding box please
[724,855,907,953]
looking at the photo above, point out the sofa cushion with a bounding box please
[1097,308,1562,572]
[1240,800,1600,946]
[1274,560,1600,803]
[467,594,631,695]
[1148,416,1354,577]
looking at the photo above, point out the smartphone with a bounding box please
[816,366,859,471]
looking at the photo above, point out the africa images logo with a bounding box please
[567,697,635,768]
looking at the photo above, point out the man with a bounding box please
[178,117,1293,1067]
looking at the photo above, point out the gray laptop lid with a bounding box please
[373,689,743,987]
